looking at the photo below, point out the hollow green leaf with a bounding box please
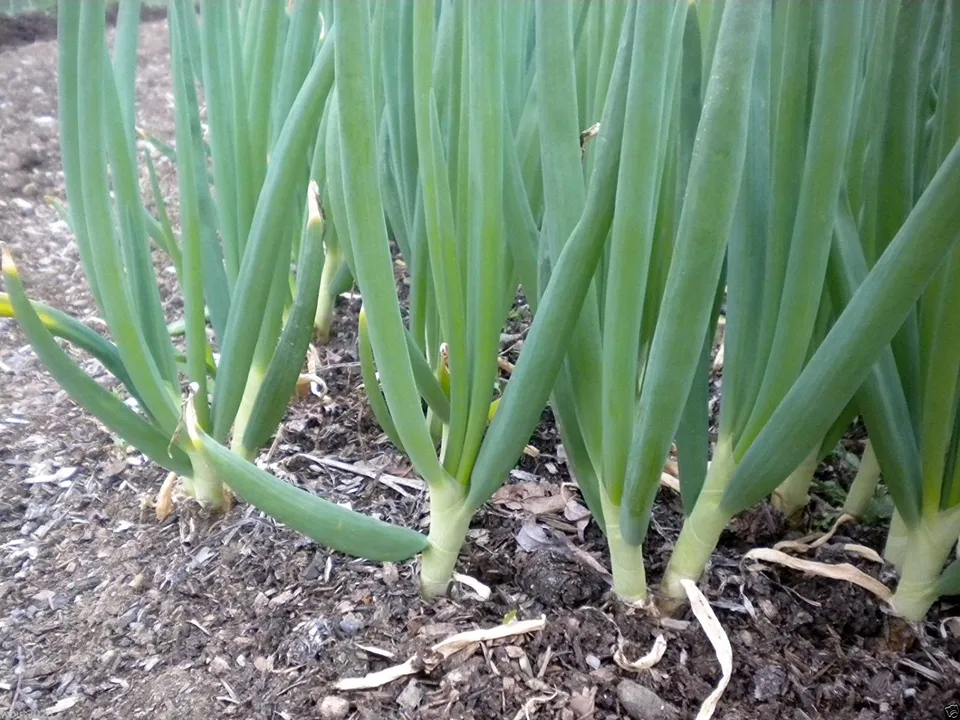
[185,398,429,562]
[240,185,328,455]
[2,246,191,477]
[619,0,767,544]
[467,3,637,511]
[721,139,960,515]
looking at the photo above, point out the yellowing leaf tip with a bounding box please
[0,243,18,277]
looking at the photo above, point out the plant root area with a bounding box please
[1,15,957,720]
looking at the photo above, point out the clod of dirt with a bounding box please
[517,549,607,607]
[616,679,680,720]
[725,503,790,546]
[318,695,351,720]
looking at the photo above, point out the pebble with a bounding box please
[396,679,422,711]
[616,680,680,720]
[753,664,788,701]
[13,198,34,214]
[318,695,351,720]
[208,656,230,676]
[338,613,363,635]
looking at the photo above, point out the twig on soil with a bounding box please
[262,425,285,464]
[354,644,396,660]
[335,616,547,691]
[896,657,943,682]
[296,453,425,498]
[8,644,23,717]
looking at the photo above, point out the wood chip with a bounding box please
[44,697,80,715]
[155,471,177,522]
[297,454,425,497]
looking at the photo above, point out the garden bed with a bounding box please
[0,15,957,720]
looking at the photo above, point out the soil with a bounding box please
[0,6,166,52]
[1,14,958,720]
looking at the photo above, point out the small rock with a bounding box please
[208,656,230,676]
[129,574,147,590]
[616,680,680,720]
[568,687,596,718]
[396,679,422,711]
[382,562,399,587]
[253,591,270,614]
[318,695,350,720]
[339,613,363,635]
[753,664,787,701]
[13,198,33,213]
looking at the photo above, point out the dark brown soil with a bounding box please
[0,13,56,50]
[1,15,958,720]
[0,6,166,52]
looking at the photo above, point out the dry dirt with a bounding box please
[1,14,958,720]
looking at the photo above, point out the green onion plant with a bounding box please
[650,1,960,618]
[3,0,958,621]
[330,0,643,597]
[3,0,340,511]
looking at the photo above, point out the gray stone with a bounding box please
[616,680,680,720]
[318,695,351,720]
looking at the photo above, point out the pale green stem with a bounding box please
[420,479,473,599]
[889,517,955,621]
[771,444,820,517]
[427,406,444,447]
[884,508,908,570]
[313,246,343,343]
[599,483,648,604]
[842,439,881,518]
[662,440,737,602]
[183,447,228,507]
[230,369,264,462]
